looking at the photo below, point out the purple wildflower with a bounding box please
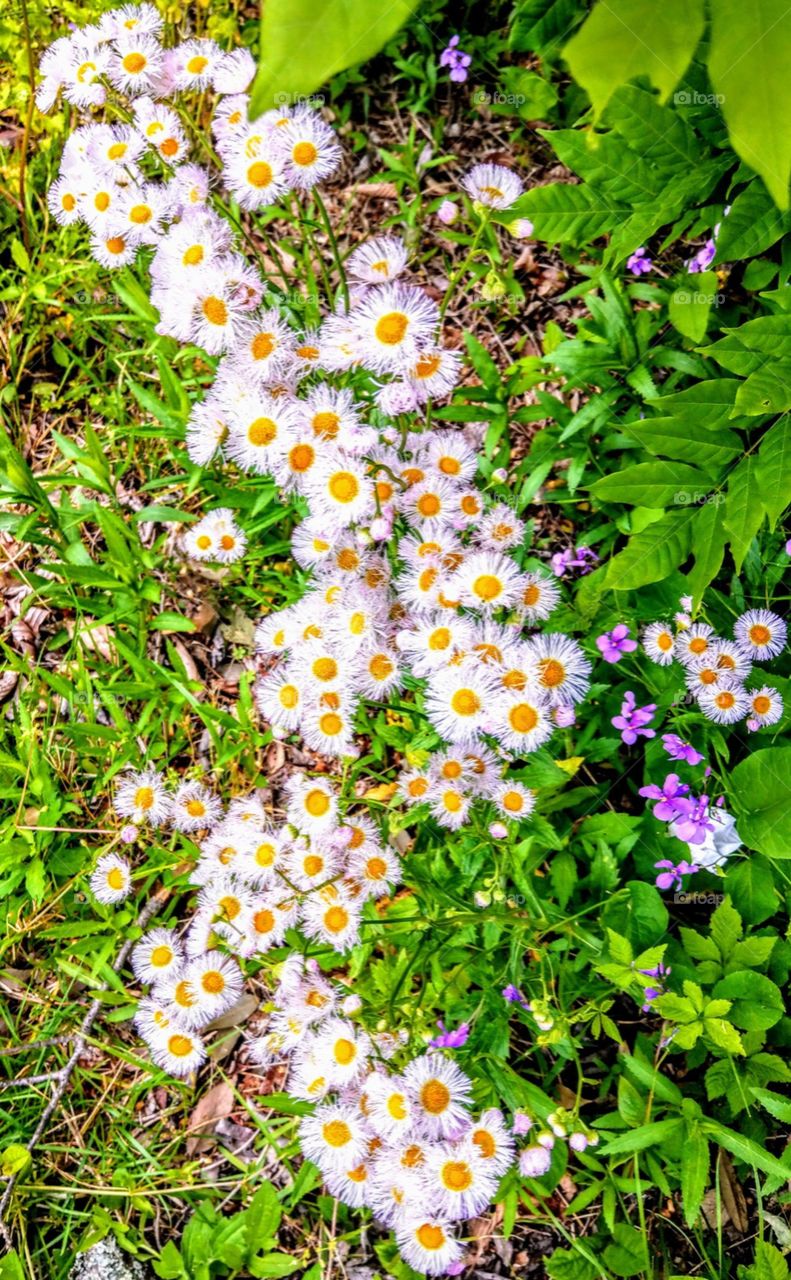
[661,733,704,766]
[670,795,716,846]
[612,691,657,745]
[512,1111,532,1136]
[439,35,472,83]
[430,1020,470,1049]
[596,623,637,664]
[688,238,716,273]
[653,859,699,891]
[119,823,138,844]
[639,773,690,822]
[627,246,652,275]
[550,544,599,578]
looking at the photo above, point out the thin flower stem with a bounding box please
[313,187,349,311]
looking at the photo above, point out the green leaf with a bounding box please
[714,181,791,263]
[625,416,741,470]
[739,1241,791,1280]
[710,896,742,956]
[703,1017,745,1055]
[680,1128,709,1227]
[724,858,779,926]
[732,748,791,858]
[590,461,714,507]
[685,500,727,609]
[702,315,791,377]
[669,272,718,343]
[756,416,791,527]
[250,0,417,116]
[750,1086,791,1124]
[605,508,694,589]
[545,1247,600,1280]
[510,0,585,54]
[247,1183,282,1249]
[149,612,197,634]
[709,0,791,209]
[713,971,784,1031]
[621,1055,683,1104]
[702,1119,791,1180]
[723,454,764,572]
[735,363,791,415]
[0,1145,31,1177]
[513,182,620,244]
[602,1222,650,1277]
[249,1257,302,1279]
[563,0,705,118]
[597,1118,682,1156]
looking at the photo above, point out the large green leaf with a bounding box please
[669,272,719,343]
[714,180,791,264]
[712,971,784,1031]
[625,417,741,470]
[681,1127,709,1227]
[708,0,791,209]
[605,508,695,589]
[735,363,791,415]
[512,183,621,244]
[723,454,764,571]
[543,129,660,202]
[731,748,791,859]
[563,0,705,118]
[703,316,791,377]
[685,499,727,608]
[250,0,418,117]
[756,415,791,527]
[590,461,714,506]
[647,378,749,428]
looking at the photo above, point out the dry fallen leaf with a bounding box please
[186,1080,235,1155]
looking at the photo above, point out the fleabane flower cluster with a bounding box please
[643,606,786,730]
[115,767,402,1077]
[38,11,591,831]
[250,957,518,1276]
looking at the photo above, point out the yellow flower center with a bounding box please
[248,417,277,445]
[202,295,228,326]
[375,311,409,345]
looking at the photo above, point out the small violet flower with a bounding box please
[627,246,652,275]
[653,858,699,892]
[596,623,637,664]
[661,733,704,766]
[688,238,716,273]
[612,691,657,745]
[439,34,472,83]
[430,1020,470,1049]
[550,544,599,578]
[639,773,690,822]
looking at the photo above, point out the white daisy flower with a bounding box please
[148,1025,207,1078]
[461,162,524,210]
[351,283,439,374]
[423,664,499,745]
[403,1053,473,1139]
[734,608,787,661]
[300,1103,368,1171]
[747,685,784,727]
[277,110,343,189]
[643,621,676,666]
[424,1142,499,1221]
[492,780,535,821]
[347,235,408,284]
[113,768,171,826]
[172,781,223,833]
[131,927,183,985]
[90,853,132,905]
[698,681,751,724]
[528,633,592,706]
